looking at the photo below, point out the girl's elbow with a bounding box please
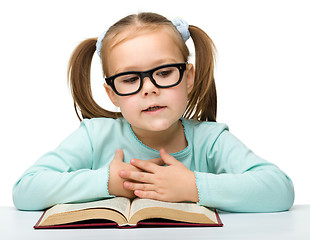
[282,180,295,211]
[271,177,295,212]
[13,191,47,211]
[13,188,31,211]
[12,180,47,211]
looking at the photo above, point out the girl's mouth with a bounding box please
[143,106,166,112]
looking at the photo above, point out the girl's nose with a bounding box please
[141,77,159,96]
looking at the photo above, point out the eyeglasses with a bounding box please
[105,63,187,96]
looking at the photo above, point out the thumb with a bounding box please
[113,148,124,162]
[159,148,178,166]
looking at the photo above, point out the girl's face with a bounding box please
[104,27,194,135]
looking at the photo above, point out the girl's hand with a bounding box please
[120,149,199,203]
[108,149,136,198]
[108,149,164,199]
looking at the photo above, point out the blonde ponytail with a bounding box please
[67,38,121,121]
[185,25,217,122]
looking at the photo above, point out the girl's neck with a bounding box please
[131,120,187,153]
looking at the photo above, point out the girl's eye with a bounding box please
[157,70,172,78]
[122,76,139,84]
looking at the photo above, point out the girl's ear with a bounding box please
[104,83,119,107]
[186,63,195,94]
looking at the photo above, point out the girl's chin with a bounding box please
[136,124,169,133]
[132,119,179,133]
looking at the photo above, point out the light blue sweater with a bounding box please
[13,117,294,212]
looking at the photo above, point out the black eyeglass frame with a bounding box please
[105,63,187,96]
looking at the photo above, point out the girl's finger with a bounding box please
[130,159,160,173]
[145,157,165,166]
[134,190,159,200]
[159,148,179,166]
[119,170,154,183]
[123,181,154,191]
[112,149,124,162]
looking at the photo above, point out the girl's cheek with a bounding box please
[118,98,139,117]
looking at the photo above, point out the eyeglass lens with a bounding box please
[114,66,181,95]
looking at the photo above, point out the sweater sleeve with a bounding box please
[12,121,114,211]
[194,130,295,213]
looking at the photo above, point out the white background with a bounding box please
[1,0,309,207]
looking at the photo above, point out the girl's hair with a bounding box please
[68,12,217,122]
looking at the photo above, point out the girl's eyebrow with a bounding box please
[114,58,179,74]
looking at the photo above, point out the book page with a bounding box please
[41,197,130,224]
[129,198,217,223]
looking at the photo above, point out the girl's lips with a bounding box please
[142,106,166,113]
[143,106,164,111]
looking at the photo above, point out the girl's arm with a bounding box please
[12,122,112,211]
[195,130,295,212]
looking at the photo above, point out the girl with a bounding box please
[13,12,294,213]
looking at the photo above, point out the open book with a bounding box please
[34,197,223,229]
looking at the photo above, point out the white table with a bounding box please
[1,205,309,240]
